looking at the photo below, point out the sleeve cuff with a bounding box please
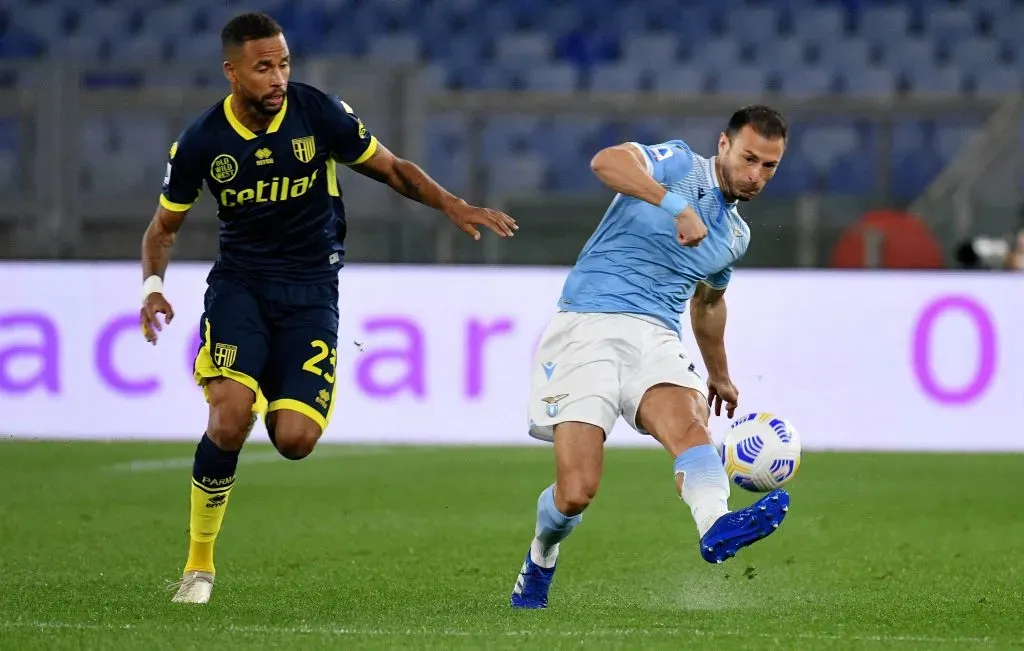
[159,194,195,212]
[344,136,379,166]
[627,142,654,176]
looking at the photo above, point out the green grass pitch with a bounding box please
[1,440,1023,650]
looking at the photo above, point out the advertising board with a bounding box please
[1,263,1020,451]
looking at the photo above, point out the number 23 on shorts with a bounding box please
[300,339,338,422]
[302,339,337,383]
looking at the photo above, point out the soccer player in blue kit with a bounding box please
[511,106,789,609]
[137,12,517,604]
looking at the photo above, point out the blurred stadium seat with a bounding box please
[0,0,1020,202]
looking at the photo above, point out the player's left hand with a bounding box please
[140,292,174,346]
[707,376,739,419]
[446,201,518,241]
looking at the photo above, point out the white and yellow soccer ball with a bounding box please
[720,413,802,492]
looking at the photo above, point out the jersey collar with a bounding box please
[223,94,288,140]
[708,155,738,207]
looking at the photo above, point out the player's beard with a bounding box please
[724,169,757,202]
[720,170,743,202]
[249,92,284,116]
[735,187,755,202]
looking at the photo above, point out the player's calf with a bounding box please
[206,378,259,451]
[637,385,732,536]
[637,383,788,561]
[541,422,603,563]
[266,410,322,460]
[175,378,256,593]
[511,422,602,609]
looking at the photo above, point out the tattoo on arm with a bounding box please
[391,161,427,202]
[354,148,459,213]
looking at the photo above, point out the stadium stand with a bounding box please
[0,0,1020,203]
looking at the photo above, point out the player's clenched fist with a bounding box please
[141,292,175,345]
[675,205,708,247]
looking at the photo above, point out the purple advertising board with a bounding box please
[1,263,1021,450]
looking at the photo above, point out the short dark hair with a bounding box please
[221,12,283,53]
[725,105,787,142]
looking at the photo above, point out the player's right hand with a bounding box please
[707,376,739,419]
[675,206,707,247]
[446,201,518,241]
[141,293,174,345]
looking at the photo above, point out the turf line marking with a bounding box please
[0,621,1009,645]
[107,447,386,473]
[109,452,280,473]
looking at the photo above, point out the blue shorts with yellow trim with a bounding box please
[193,271,339,432]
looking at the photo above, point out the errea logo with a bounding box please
[255,147,274,166]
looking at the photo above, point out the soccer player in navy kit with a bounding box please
[138,12,517,604]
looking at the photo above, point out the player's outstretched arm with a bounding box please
[351,145,518,241]
[140,205,187,345]
[690,282,739,418]
[591,144,706,246]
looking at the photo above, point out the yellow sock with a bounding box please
[186,539,216,574]
[183,434,240,575]
[184,480,234,573]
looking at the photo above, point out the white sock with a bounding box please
[530,537,559,568]
[675,445,731,538]
[685,488,730,538]
[529,484,579,568]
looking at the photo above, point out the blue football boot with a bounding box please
[510,551,556,609]
[700,488,790,564]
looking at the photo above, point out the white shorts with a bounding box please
[527,311,708,442]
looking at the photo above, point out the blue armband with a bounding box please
[658,192,688,218]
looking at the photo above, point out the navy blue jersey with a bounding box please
[160,81,377,283]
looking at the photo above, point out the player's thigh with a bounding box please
[527,313,622,443]
[552,421,605,514]
[621,328,711,456]
[635,384,711,457]
[260,306,339,440]
[193,275,270,443]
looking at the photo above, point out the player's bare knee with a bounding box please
[206,406,254,451]
[267,413,322,460]
[655,417,713,458]
[638,384,714,456]
[273,427,319,460]
[555,475,599,516]
[682,419,713,447]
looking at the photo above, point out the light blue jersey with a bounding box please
[558,140,750,335]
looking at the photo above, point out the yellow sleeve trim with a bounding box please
[345,136,379,166]
[159,194,194,212]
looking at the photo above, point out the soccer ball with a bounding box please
[720,413,801,492]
